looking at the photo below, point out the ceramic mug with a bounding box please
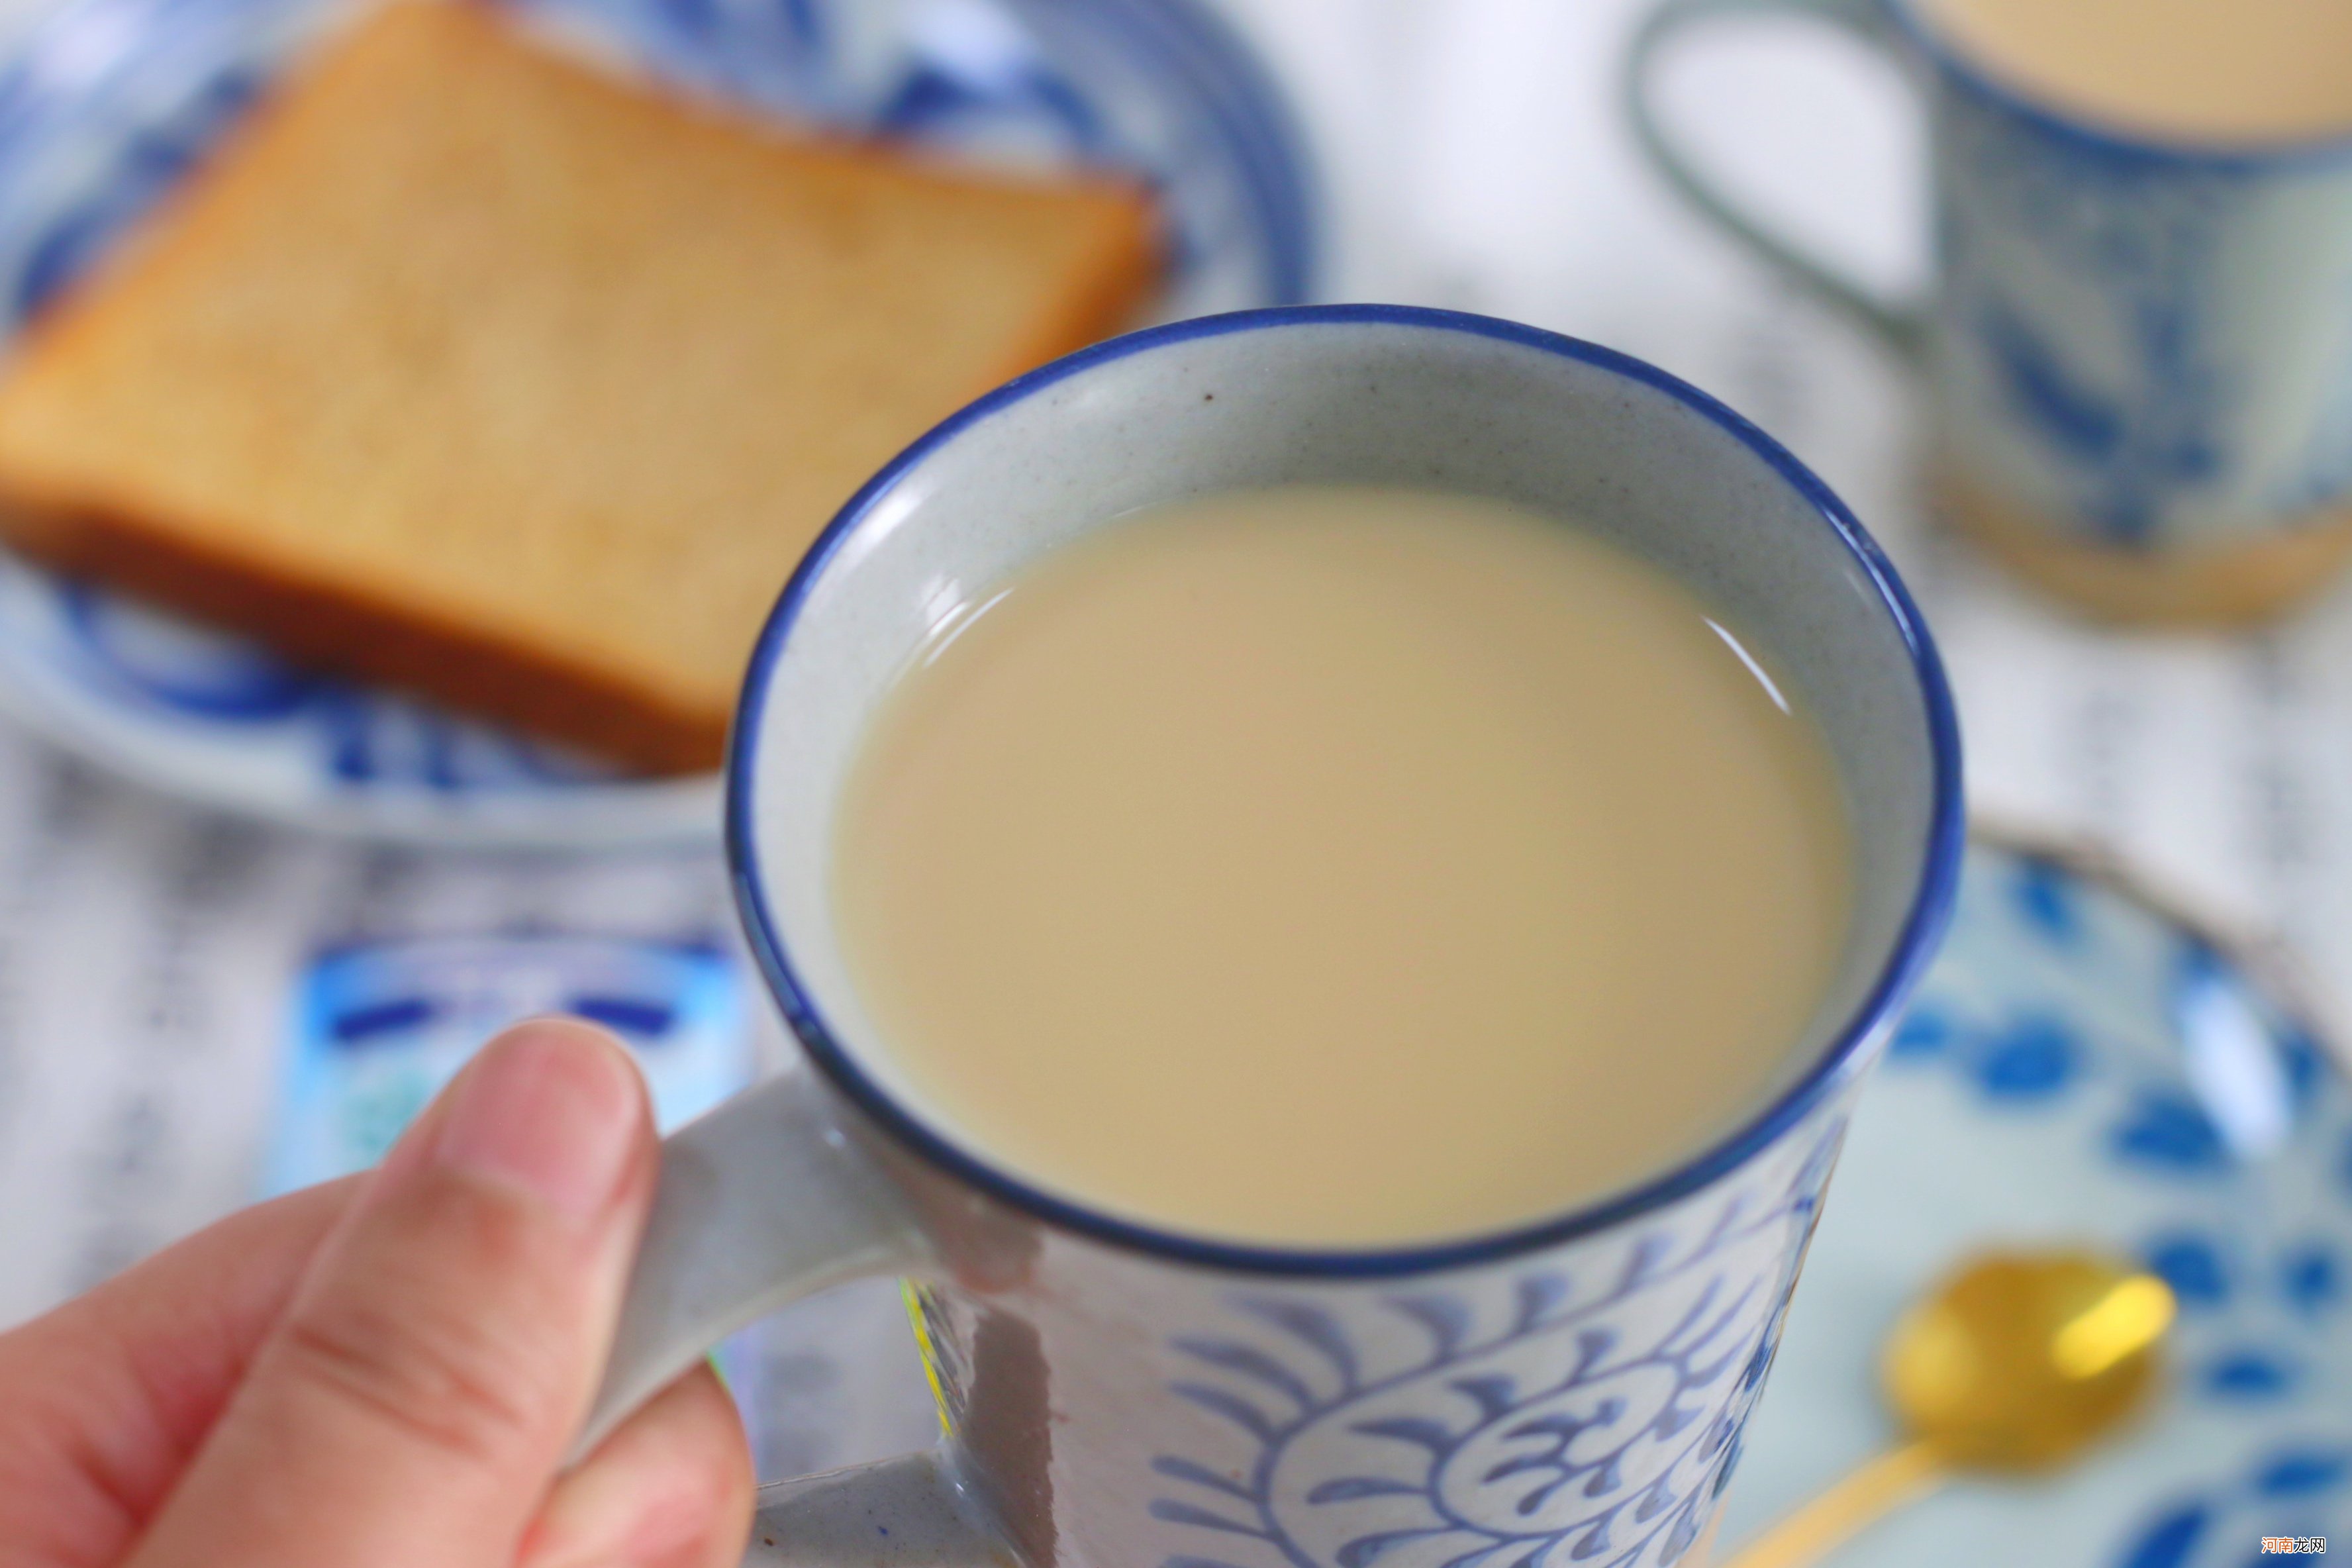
[576,305,1965,1568]
[1626,0,2352,625]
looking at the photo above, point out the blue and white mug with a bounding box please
[578,306,1965,1567]
[1626,0,2352,623]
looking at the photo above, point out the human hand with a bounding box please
[0,1018,755,1568]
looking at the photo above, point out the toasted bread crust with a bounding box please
[0,1,1163,775]
[0,485,731,770]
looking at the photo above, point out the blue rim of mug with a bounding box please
[1881,0,2352,173]
[726,303,1967,1279]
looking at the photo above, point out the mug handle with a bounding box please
[575,1069,1008,1565]
[1622,0,1926,360]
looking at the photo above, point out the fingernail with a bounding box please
[436,1022,644,1224]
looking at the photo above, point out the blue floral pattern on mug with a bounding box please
[1150,1123,1849,1568]
[1926,58,2352,550]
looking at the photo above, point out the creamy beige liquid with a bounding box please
[1922,0,2352,142]
[831,486,1853,1248]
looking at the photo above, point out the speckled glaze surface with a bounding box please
[588,307,1963,1568]
[1628,0,2352,556]
[0,0,1315,844]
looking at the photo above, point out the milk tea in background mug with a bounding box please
[1628,0,2352,625]
[569,306,1962,1568]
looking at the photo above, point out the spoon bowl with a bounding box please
[1721,1247,2177,1568]
[1884,1250,2176,1471]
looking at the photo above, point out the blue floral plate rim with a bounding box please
[1722,816,2352,1567]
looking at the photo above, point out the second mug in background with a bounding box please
[1627,0,2352,624]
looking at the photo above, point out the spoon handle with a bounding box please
[1714,1440,1945,1568]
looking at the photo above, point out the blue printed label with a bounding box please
[266,934,750,1195]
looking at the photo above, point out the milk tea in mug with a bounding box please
[832,483,1855,1246]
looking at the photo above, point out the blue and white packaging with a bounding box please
[266,932,750,1194]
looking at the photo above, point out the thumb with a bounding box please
[130,1018,660,1568]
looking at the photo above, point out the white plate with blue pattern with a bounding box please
[0,0,1315,846]
[1719,829,2351,1567]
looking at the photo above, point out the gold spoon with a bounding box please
[1720,1249,2178,1568]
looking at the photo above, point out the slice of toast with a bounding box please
[0,1,1161,772]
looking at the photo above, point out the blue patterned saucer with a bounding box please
[1720,830,2351,1566]
[0,0,1315,846]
